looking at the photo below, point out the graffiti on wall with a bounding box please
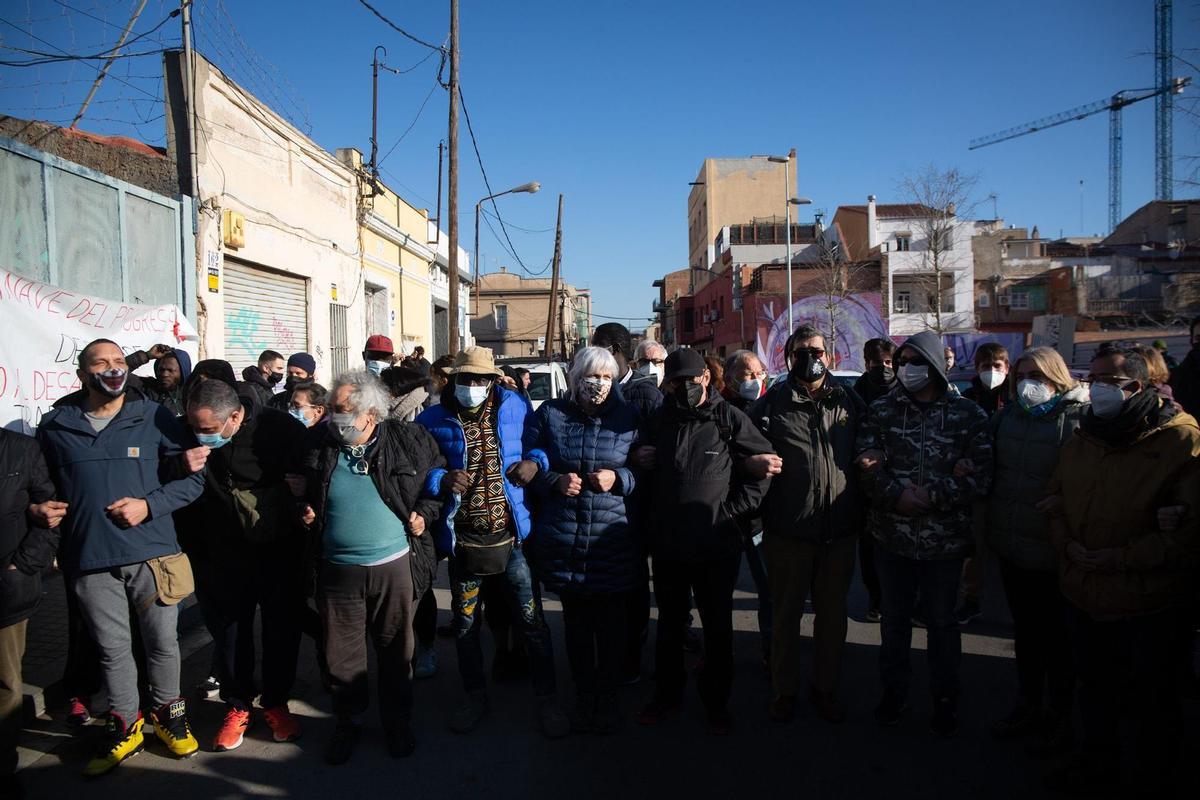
[755,292,889,375]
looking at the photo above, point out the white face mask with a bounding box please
[365,359,389,376]
[898,363,930,393]
[647,363,664,386]
[330,412,368,446]
[1088,381,1128,419]
[978,369,1006,390]
[455,383,491,409]
[1017,379,1055,409]
[737,378,763,400]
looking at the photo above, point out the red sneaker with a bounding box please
[212,706,251,752]
[262,705,302,743]
[65,696,92,728]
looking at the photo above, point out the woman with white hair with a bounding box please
[519,345,643,733]
[297,369,445,765]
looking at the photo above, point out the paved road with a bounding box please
[15,557,1197,799]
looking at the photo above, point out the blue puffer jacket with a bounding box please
[416,385,532,556]
[523,393,642,594]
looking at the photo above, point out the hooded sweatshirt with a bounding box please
[855,330,993,560]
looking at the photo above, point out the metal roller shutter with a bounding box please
[222,258,309,373]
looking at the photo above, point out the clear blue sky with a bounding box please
[2,0,1197,326]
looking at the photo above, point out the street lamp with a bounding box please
[767,154,813,336]
[473,181,540,338]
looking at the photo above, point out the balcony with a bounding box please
[1086,297,1163,315]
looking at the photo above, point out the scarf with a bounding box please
[1081,388,1164,446]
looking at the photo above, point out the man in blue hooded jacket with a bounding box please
[416,346,567,738]
[36,338,204,776]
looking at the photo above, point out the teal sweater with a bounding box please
[323,449,409,565]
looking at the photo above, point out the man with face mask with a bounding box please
[591,323,663,421]
[853,338,897,408]
[722,350,768,411]
[240,350,285,407]
[299,370,444,764]
[744,326,866,725]
[268,352,318,412]
[416,346,568,739]
[35,339,205,776]
[854,329,993,738]
[635,348,774,734]
[1041,348,1200,795]
[177,378,307,753]
[363,334,396,376]
[632,340,668,388]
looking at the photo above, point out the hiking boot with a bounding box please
[83,713,144,777]
[536,696,570,739]
[955,597,982,626]
[930,697,958,738]
[569,692,596,734]
[769,694,796,723]
[194,675,221,699]
[149,698,198,758]
[386,723,416,759]
[991,701,1040,740]
[809,688,846,724]
[324,719,361,766]
[874,692,907,727]
[706,708,733,736]
[262,704,302,743]
[592,691,620,735]
[413,645,439,680]
[1026,709,1073,759]
[65,696,92,728]
[635,697,680,726]
[212,705,252,752]
[451,690,490,734]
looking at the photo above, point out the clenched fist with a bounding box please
[184,446,210,474]
[588,469,617,493]
[505,460,539,487]
[300,504,316,526]
[441,469,470,496]
[408,511,426,536]
[556,473,583,497]
[29,500,69,528]
[106,497,149,529]
[744,454,782,479]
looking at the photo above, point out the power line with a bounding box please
[356,0,445,53]
[481,208,554,233]
[378,69,444,167]
[0,7,178,65]
[379,46,440,75]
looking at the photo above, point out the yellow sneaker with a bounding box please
[150,698,199,758]
[83,714,144,777]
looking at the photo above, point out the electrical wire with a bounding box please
[0,7,177,65]
[377,71,443,168]
[379,46,440,75]
[356,0,445,53]
[481,208,554,234]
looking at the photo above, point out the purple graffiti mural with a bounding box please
[755,292,890,375]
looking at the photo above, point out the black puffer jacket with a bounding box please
[619,370,663,422]
[240,366,276,409]
[300,419,445,600]
[747,379,865,543]
[645,393,774,562]
[0,429,60,628]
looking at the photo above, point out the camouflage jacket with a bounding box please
[856,388,993,560]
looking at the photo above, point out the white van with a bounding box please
[498,359,569,410]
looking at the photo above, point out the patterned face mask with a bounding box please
[578,376,612,405]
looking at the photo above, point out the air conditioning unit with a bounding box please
[998,294,1011,306]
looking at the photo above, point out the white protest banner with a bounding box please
[0,269,200,433]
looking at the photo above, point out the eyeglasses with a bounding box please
[793,348,825,358]
[1086,375,1134,387]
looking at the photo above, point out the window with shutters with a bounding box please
[494,303,508,331]
[330,303,349,377]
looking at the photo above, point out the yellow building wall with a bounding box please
[361,188,434,354]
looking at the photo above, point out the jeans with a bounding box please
[744,535,772,657]
[0,621,26,777]
[857,530,881,611]
[560,590,627,696]
[317,556,415,725]
[875,545,962,703]
[651,554,741,713]
[997,559,1074,712]
[1068,604,1184,776]
[211,540,303,709]
[73,563,181,724]
[764,534,857,697]
[450,546,556,697]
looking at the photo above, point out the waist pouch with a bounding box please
[456,532,514,576]
[230,485,292,543]
[144,552,194,610]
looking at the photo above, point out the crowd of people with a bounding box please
[1,318,1198,796]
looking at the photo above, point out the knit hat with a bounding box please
[447,346,503,377]
[287,352,317,376]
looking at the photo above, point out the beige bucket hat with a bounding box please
[447,346,503,377]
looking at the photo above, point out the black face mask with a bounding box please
[670,381,704,409]
[869,364,895,385]
[268,371,283,386]
[788,352,827,384]
[285,376,301,392]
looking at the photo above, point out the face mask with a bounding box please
[455,383,491,409]
[267,371,284,386]
[365,360,389,376]
[647,363,664,386]
[673,381,704,409]
[869,364,895,385]
[788,352,826,384]
[898,364,931,393]
[285,376,301,392]
[330,412,368,446]
[195,417,233,449]
[289,407,313,427]
[1017,379,1055,410]
[89,368,128,397]
[578,376,612,405]
[1089,381,1128,419]
[978,369,1006,390]
[737,378,763,400]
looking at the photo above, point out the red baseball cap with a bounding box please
[364,334,394,354]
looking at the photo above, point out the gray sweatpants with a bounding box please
[74,563,180,724]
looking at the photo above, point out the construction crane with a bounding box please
[969,77,1189,233]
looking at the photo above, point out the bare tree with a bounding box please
[809,230,874,365]
[896,165,979,334]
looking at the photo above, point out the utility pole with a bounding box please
[369,45,385,187]
[446,0,461,354]
[545,193,564,363]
